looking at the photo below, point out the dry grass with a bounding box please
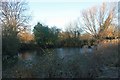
[91,39,119,78]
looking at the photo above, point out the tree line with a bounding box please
[33,2,119,48]
[33,22,96,48]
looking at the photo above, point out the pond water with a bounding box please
[3,48,94,78]
[18,48,93,61]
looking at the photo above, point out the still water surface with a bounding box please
[4,48,93,78]
[18,48,93,61]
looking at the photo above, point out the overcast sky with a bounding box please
[28,0,119,31]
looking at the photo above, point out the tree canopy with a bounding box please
[33,22,60,48]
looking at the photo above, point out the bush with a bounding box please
[2,26,20,66]
[3,36,20,56]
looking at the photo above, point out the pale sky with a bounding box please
[27,0,119,31]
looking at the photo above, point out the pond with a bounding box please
[3,48,94,78]
[18,48,93,60]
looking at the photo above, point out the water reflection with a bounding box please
[80,48,93,54]
[18,48,93,61]
[55,48,93,59]
[17,48,93,69]
[18,51,36,61]
[17,51,38,69]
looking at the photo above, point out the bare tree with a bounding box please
[80,2,117,39]
[0,0,30,32]
[1,0,31,56]
[80,6,97,38]
[97,2,117,38]
[65,21,82,38]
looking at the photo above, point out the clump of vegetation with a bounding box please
[33,22,60,48]
[2,26,20,57]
